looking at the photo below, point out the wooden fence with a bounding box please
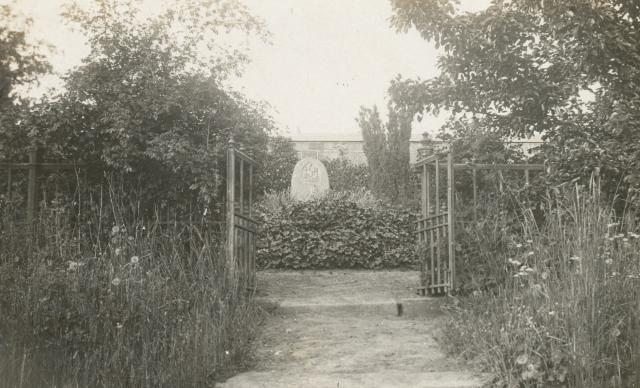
[0,148,82,223]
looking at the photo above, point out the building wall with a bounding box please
[292,140,542,164]
[292,140,424,164]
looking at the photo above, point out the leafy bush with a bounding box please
[441,182,640,388]
[1,0,272,219]
[0,193,261,387]
[256,190,417,269]
[259,136,299,194]
[323,158,369,192]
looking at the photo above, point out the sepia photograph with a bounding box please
[1,0,639,387]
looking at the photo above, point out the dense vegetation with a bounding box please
[1,0,275,219]
[0,1,271,386]
[387,1,640,386]
[0,192,261,387]
[256,190,417,269]
[443,184,640,387]
[322,157,369,192]
[389,0,640,209]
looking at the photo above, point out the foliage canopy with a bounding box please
[389,0,640,205]
[2,0,275,217]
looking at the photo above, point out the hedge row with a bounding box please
[256,192,417,269]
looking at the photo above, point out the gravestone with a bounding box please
[290,158,330,201]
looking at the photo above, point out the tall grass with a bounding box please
[0,189,260,387]
[442,182,640,387]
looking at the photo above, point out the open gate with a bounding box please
[415,146,545,296]
[415,147,455,296]
[226,138,258,290]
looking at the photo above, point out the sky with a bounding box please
[5,0,491,140]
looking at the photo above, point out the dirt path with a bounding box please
[219,270,488,388]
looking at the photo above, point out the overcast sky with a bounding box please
[6,0,491,140]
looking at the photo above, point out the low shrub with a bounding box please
[441,182,640,388]
[256,190,417,269]
[0,195,261,387]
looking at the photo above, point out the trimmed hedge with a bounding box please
[257,192,417,269]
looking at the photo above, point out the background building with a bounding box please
[290,132,542,164]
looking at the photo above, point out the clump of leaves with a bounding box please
[256,190,417,269]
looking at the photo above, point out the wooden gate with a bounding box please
[415,146,545,296]
[226,138,258,289]
[415,146,455,296]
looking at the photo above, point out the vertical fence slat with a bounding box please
[239,159,244,215]
[249,164,253,218]
[447,149,455,294]
[27,149,38,224]
[434,159,440,214]
[472,168,477,222]
[6,168,11,200]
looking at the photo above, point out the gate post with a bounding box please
[226,138,237,282]
[446,147,455,294]
[27,148,39,224]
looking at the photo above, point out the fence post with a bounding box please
[27,148,39,224]
[6,168,11,201]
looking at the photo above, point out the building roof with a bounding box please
[289,131,426,142]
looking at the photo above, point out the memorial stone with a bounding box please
[290,158,330,201]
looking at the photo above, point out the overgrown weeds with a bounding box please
[0,189,260,387]
[442,182,640,387]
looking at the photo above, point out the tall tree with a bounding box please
[388,0,640,205]
[0,5,50,105]
[0,4,51,159]
[358,105,412,204]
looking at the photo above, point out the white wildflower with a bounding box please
[67,261,81,271]
[130,256,139,265]
[111,277,121,286]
